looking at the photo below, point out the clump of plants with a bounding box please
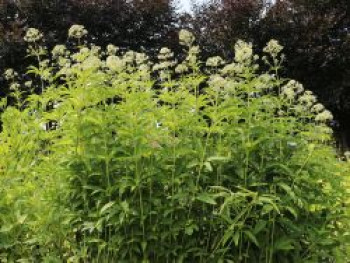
[0,26,349,262]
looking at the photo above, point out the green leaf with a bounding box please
[253,220,267,235]
[277,182,296,201]
[233,231,240,246]
[244,230,259,247]
[207,156,230,162]
[273,237,294,252]
[100,201,115,215]
[196,193,217,205]
[285,206,298,219]
[185,225,194,236]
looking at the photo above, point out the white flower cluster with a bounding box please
[135,52,151,78]
[315,110,333,122]
[344,151,350,161]
[179,29,195,47]
[311,103,325,113]
[208,74,226,91]
[298,90,317,107]
[81,55,101,70]
[221,62,244,76]
[186,45,200,65]
[158,47,174,61]
[9,83,20,91]
[135,52,149,66]
[90,45,101,56]
[72,47,90,62]
[281,87,295,100]
[206,56,225,67]
[234,40,253,64]
[123,51,136,64]
[175,63,188,74]
[153,61,175,71]
[153,47,176,72]
[263,39,283,56]
[68,25,88,39]
[4,68,17,80]
[281,80,304,100]
[107,44,119,56]
[24,81,33,88]
[52,45,67,58]
[24,28,43,43]
[106,55,126,72]
[257,74,274,90]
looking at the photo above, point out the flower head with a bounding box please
[206,56,225,67]
[234,40,253,64]
[106,56,126,72]
[221,63,244,76]
[281,87,295,100]
[158,47,174,60]
[208,75,226,90]
[179,29,195,47]
[107,44,119,55]
[311,103,325,113]
[344,151,350,161]
[24,28,43,43]
[263,39,283,56]
[315,110,333,122]
[4,68,17,80]
[68,25,88,39]
[298,91,317,107]
[9,83,20,91]
[81,56,101,70]
[135,53,149,65]
[52,45,67,58]
[72,47,90,62]
[175,63,189,74]
[24,81,33,88]
[185,46,200,65]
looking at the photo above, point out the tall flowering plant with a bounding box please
[0,26,348,262]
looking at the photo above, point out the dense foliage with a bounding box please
[190,0,350,150]
[0,26,349,262]
[0,0,177,100]
[2,0,350,148]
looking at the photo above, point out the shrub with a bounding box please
[0,26,349,262]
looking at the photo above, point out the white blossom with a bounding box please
[311,103,325,113]
[107,44,119,55]
[299,91,317,107]
[234,40,253,64]
[68,25,88,39]
[123,51,136,64]
[106,56,126,72]
[72,47,90,62]
[281,87,295,100]
[81,56,101,70]
[315,110,333,122]
[221,63,244,75]
[344,151,350,161]
[52,45,67,58]
[179,29,195,47]
[9,83,20,91]
[206,56,225,67]
[175,63,189,74]
[158,47,174,60]
[208,75,226,90]
[135,53,149,65]
[4,68,17,80]
[24,81,33,88]
[24,28,43,43]
[263,39,283,56]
